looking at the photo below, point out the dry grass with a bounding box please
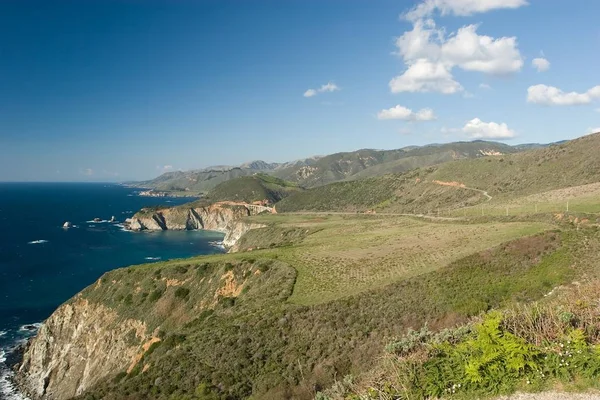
[448,183,600,218]
[247,214,554,305]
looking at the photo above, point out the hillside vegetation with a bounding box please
[40,134,600,400]
[130,167,261,194]
[207,174,302,204]
[69,209,600,400]
[277,133,600,214]
[131,140,522,194]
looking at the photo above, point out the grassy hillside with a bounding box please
[340,272,600,399]
[73,212,600,400]
[64,134,600,399]
[130,167,262,194]
[130,140,522,194]
[271,141,517,188]
[275,169,487,213]
[207,173,302,203]
[345,141,518,181]
[277,133,600,214]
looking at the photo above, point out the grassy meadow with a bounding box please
[239,213,554,305]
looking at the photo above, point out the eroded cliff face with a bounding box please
[125,202,268,251]
[17,259,290,400]
[17,297,154,400]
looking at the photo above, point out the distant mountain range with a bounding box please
[130,140,559,194]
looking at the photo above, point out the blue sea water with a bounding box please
[0,183,225,398]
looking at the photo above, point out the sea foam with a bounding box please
[209,241,226,250]
[18,323,42,333]
[27,240,48,245]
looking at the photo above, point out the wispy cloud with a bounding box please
[527,84,600,106]
[479,83,492,90]
[304,82,341,97]
[587,127,600,134]
[404,0,528,21]
[156,165,174,173]
[377,105,437,121]
[532,57,550,72]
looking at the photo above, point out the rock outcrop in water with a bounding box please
[124,201,269,250]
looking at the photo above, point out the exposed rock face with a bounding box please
[17,298,152,400]
[223,220,265,251]
[125,202,267,250]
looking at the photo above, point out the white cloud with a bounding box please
[532,57,550,72]
[390,20,523,94]
[394,19,442,62]
[441,25,523,74]
[404,0,528,21]
[587,127,600,134]
[80,168,93,176]
[596,108,600,113]
[527,84,600,106]
[462,118,516,139]
[377,105,437,121]
[303,82,340,98]
[479,83,491,89]
[319,82,340,93]
[398,127,412,135]
[390,59,463,94]
[156,165,174,172]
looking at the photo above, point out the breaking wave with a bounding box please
[27,240,48,245]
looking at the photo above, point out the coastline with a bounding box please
[9,204,261,399]
[118,184,201,198]
[0,183,228,400]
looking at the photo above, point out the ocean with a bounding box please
[0,183,225,399]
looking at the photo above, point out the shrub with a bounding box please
[112,371,127,383]
[163,334,186,350]
[371,304,600,399]
[174,287,190,300]
[174,265,189,274]
[149,289,163,302]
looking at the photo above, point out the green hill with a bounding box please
[270,141,518,187]
[207,173,302,203]
[276,133,600,213]
[129,140,523,194]
[129,167,263,194]
[64,212,600,400]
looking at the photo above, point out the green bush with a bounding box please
[174,265,189,274]
[149,289,163,302]
[374,311,600,399]
[174,287,190,300]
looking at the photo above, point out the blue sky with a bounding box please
[1,0,599,181]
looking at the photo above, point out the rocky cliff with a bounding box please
[125,201,269,250]
[16,258,292,400]
[17,296,155,400]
